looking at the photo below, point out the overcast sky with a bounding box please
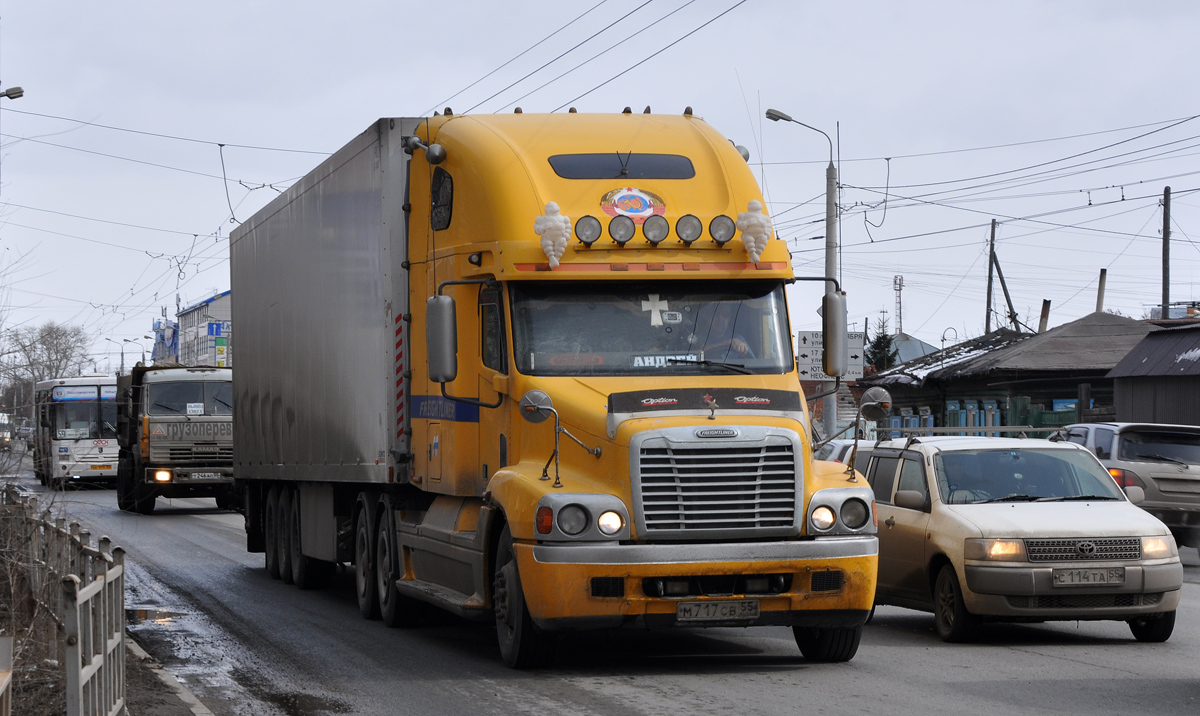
[2,0,1199,371]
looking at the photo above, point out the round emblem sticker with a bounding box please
[600,187,666,225]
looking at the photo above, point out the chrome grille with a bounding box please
[1024,537,1141,562]
[150,445,233,461]
[634,432,798,536]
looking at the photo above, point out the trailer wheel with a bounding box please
[278,487,294,585]
[376,499,423,627]
[289,488,324,589]
[493,525,556,669]
[264,486,280,579]
[354,498,380,619]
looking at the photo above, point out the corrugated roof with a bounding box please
[863,312,1156,388]
[1108,323,1200,378]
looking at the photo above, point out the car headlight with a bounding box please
[965,538,1027,561]
[811,506,836,531]
[1143,535,1178,559]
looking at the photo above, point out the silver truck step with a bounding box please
[394,577,490,622]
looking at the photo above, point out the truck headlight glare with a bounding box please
[642,215,669,245]
[811,506,835,531]
[557,505,589,536]
[576,215,602,246]
[840,499,870,529]
[609,215,635,246]
[710,215,735,245]
[597,510,623,535]
[154,470,172,483]
[676,215,702,244]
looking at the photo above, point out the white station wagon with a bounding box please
[864,437,1183,642]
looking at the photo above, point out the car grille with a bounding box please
[636,440,797,535]
[1024,537,1141,562]
[1007,593,1162,609]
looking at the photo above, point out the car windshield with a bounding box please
[146,381,233,416]
[510,280,792,376]
[934,448,1125,504]
[1118,430,1200,465]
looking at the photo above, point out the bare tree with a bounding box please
[1,322,94,387]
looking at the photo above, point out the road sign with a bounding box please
[796,331,866,379]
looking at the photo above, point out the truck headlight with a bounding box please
[154,470,172,482]
[597,510,623,535]
[811,506,835,531]
[965,538,1027,562]
[557,505,589,536]
[840,499,870,529]
[1143,535,1177,559]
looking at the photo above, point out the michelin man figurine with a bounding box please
[736,199,772,263]
[534,202,572,268]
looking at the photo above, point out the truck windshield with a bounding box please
[935,448,1126,504]
[1118,430,1200,465]
[510,280,791,376]
[52,400,118,440]
[146,382,234,416]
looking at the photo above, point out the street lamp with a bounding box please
[0,87,23,100]
[105,337,147,375]
[766,107,841,437]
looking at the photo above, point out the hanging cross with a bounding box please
[641,294,668,326]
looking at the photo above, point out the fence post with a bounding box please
[0,635,11,716]
[62,575,83,716]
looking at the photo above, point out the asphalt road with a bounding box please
[26,465,1200,716]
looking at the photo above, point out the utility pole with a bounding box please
[893,275,904,335]
[985,219,996,332]
[1162,186,1171,319]
[992,252,1020,331]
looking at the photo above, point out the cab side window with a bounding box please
[896,457,929,508]
[479,286,507,373]
[1093,428,1115,459]
[868,456,900,505]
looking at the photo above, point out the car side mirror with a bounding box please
[894,490,926,511]
[1124,486,1145,505]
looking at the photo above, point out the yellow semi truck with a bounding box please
[230,110,877,668]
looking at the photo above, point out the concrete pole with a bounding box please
[1162,186,1171,319]
[823,160,839,438]
[1096,268,1107,313]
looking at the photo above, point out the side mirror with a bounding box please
[859,386,893,422]
[426,295,459,383]
[1124,486,1145,505]
[893,490,926,511]
[821,291,847,377]
[518,390,554,424]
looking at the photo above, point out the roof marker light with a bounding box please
[576,216,602,247]
[643,215,669,245]
[676,215,702,245]
[710,215,736,246]
[609,215,635,246]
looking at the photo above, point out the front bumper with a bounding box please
[516,536,878,631]
[59,462,117,482]
[964,560,1183,619]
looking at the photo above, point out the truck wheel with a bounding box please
[264,486,280,579]
[278,487,294,585]
[493,525,556,669]
[354,499,380,619]
[116,457,134,512]
[376,501,423,627]
[793,625,863,662]
[934,565,978,643]
[1129,610,1175,643]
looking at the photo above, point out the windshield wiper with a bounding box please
[980,494,1040,503]
[1037,495,1121,502]
[1137,453,1189,467]
[213,397,232,410]
[666,358,751,374]
[153,402,182,414]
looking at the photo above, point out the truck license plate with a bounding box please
[1052,567,1125,587]
[676,600,760,622]
[190,472,221,481]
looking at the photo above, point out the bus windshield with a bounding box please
[146,382,233,416]
[52,401,117,440]
[510,280,792,376]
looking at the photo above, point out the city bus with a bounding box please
[33,374,119,489]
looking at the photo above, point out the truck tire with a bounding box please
[354,497,380,620]
[278,487,294,585]
[793,625,863,662]
[116,456,134,512]
[1129,610,1175,643]
[493,524,556,669]
[264,486,280,579]
[376,498,423,627]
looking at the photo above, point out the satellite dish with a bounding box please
[859,387,893,422]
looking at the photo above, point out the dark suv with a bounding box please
[1060,423,1200,548]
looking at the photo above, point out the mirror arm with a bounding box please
[805,375,841,402]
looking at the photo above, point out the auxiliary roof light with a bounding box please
[676,215,703,245]
[575,216,602,247]
[642,215,669,245]
[609,215,635,246]
[710,215,736,246]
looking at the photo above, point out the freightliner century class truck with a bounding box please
[230,110,877,668]
[116,364,236,514]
